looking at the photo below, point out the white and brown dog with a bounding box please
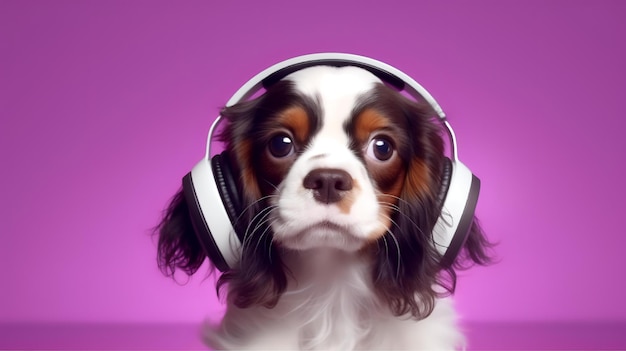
[156,55,493,350]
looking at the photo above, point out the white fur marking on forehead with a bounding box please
[283,66,382,99]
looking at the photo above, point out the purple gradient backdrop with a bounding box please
[1,0,625,327]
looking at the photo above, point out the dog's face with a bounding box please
[156,65,492,319]
[266,67,411,252]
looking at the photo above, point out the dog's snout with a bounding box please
[303,168,353,204]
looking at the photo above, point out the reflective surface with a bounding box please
[1,322,625,350]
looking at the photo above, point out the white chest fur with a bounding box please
[203,250,464,350]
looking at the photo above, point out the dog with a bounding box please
[156,63,493,350]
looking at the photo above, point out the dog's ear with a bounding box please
[155,188,208,278]
[155,83,297,304]
[370,86,447,320]
[371,85,496,320]
[214,83,296,308]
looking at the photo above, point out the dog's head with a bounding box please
[156,66,493,319]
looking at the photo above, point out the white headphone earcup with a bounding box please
[433,159,480,266]
[182,158,241,271]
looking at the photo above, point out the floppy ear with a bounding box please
[155,82,299,306]
[155,189,208,277]
[214,83,300,308]
[370,86,449,319]
[370,84,495,320]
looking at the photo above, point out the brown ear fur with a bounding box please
[367,84,495,319]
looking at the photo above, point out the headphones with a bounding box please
[182,53,480,272]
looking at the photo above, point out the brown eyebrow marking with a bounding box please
[351,108,393,145]
[274,106,312,143]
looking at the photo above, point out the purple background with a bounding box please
[1,0,625,339]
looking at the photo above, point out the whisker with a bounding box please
[380,194,440,239]
[250,205,277,237]
[253,219,275,253]
[380,194,414,209]
[387,231,401,281]
[234,194,277,227]
[378,212,402,280]
[381,235,390,265]
[378,201,426,237]
[241,206,275,249]
[262,179,281,192]
[268,235,275,264]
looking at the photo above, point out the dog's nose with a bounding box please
[303,168,353,204]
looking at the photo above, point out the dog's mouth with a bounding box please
[312,220,350,232]
[277,220,365,251]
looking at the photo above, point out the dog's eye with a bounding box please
[268,134,294,158]
[367,137,394,161]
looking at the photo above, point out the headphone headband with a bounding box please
[224,53,446,117]
[206,53,460,161]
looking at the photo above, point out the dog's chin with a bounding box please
[275,221,366,252]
